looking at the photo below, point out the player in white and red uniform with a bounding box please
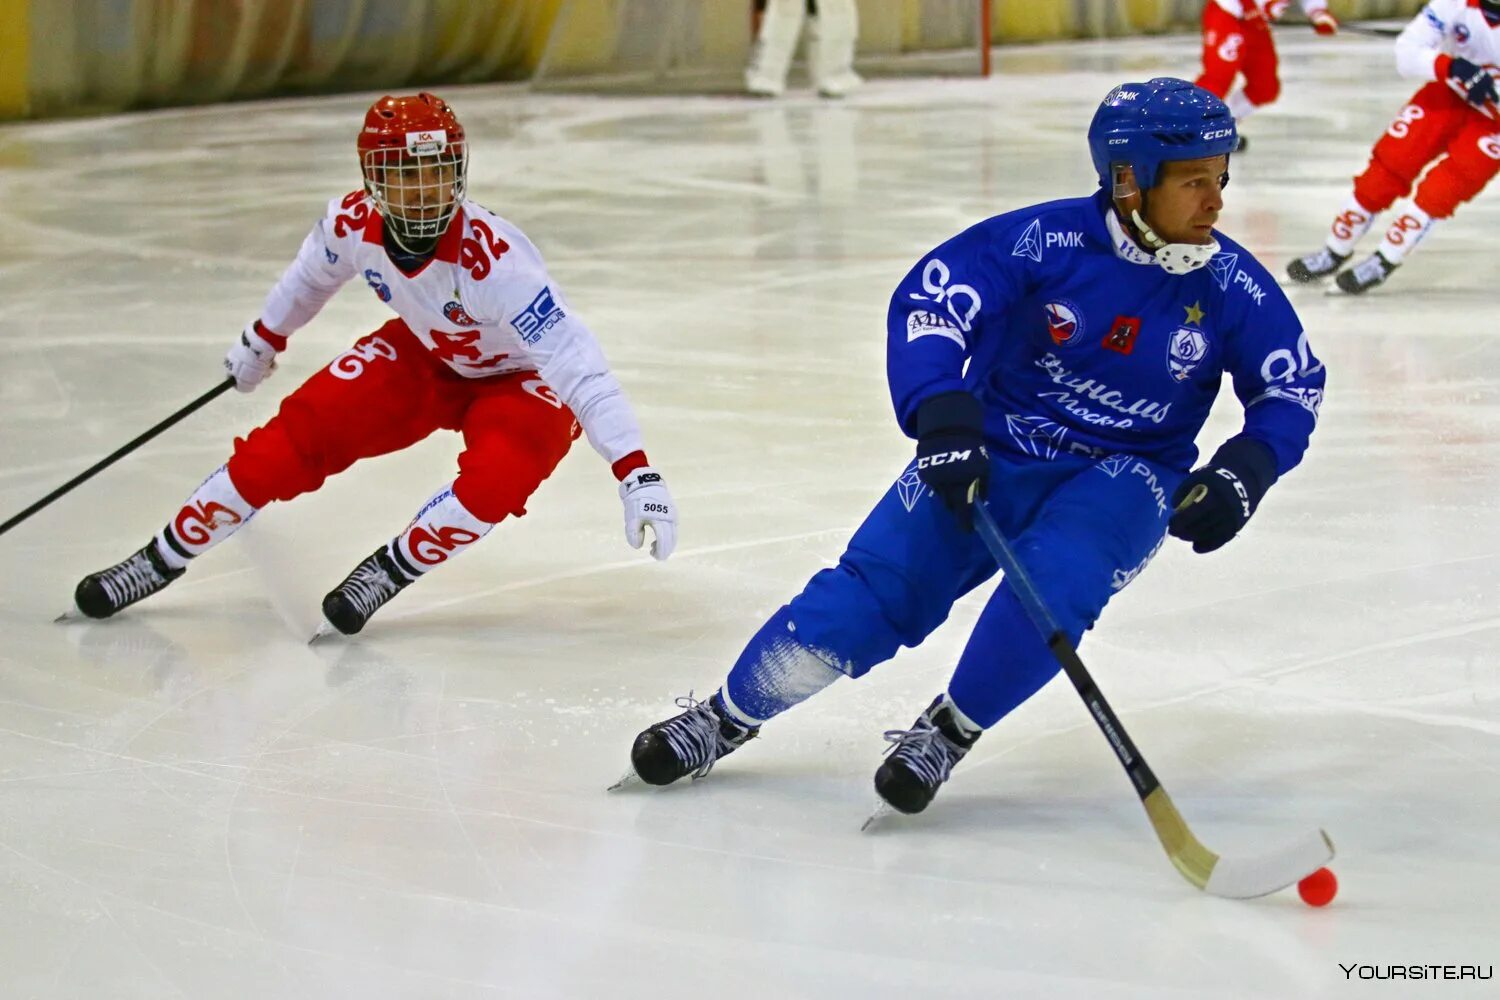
[1196,0,1340,146]
[72,93,679,634]
[1287,0,1500,292]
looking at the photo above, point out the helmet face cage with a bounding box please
[362,132,468,254]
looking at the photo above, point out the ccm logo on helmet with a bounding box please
[1203,128,1234,140]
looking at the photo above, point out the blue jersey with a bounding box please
[886,190,1324,476]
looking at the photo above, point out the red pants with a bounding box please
[226,318,580,524]
[1353,82,1500,219]
[1196,4,1280,108]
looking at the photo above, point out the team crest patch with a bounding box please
[1167,327,1208,382]
[1043,300,1084,347]
[510,286,566,345]
[443,300,479,326]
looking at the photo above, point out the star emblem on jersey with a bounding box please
[1183,301,1205,326]
[896,465,927,512]
[1012,218,1043,263]
[1208,252,1238,292]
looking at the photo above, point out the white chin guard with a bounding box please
[1132,209,1219,275]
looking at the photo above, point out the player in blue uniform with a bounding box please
[624,78,1326,815]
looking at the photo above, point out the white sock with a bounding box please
[157,464,257,569]
[1325,192,1378,257]
[1226,90,1257,121]
[1375,202,1436,265]
[388,485,495,579]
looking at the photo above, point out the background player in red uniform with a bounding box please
[1287,0,1500,293]
[1196,0,1340,149]
[70,93,678,634]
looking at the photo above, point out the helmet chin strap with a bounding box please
[1128,207,1220,275]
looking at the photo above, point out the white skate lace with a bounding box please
[338,556,402,619]
[97,549,169,609]
[658,693,744,780]
[881,717,963,791]
[1350,255,1390,285]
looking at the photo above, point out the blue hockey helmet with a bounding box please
[1087,78,1237,193]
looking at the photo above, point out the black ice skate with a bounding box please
[1335,251,1398,294]
[320,547,412,635]
[873,696,980,816]
[628,692,758,786]
[1286,247,1349,283]
[72,540,185,619]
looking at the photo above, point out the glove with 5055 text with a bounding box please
[224,321,283,393]
[620,466,678,561]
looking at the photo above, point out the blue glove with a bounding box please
[1168,437,1278,554]
[915,391,988,532]
[1448,57,1498,108]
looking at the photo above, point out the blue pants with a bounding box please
[778,450,1182,728]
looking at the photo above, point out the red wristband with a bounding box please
[253,320,288,352]
[612,450,649,481]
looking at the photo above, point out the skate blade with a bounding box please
[861,801,895,832]
[54,607,85,624]
[308,620,338,645]
[606,769,641,792]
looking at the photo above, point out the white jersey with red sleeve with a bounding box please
[257,192,646,469]
[1209,0,1329,20]
[1395,1,1500,92]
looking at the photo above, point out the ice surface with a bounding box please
[0,31,1496,1000]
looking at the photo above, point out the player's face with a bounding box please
[377,160,458,220]
[1146,156,1228,245]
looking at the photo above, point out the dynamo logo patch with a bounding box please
[510,286,566,345]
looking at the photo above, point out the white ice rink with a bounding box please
[0,29,1497,1000]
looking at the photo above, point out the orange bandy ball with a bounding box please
[1297,867,1338,907]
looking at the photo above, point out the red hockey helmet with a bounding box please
[357,93,468,254]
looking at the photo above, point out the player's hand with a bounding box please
[1308,9,1338,35]
[1167,437,1277,554]
[915,391,989,533]
[224,321,281,393]
[620,466,677,560]
[1447,57,1498,108]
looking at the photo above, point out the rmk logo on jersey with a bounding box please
[1167,327,1208,382]
[363,269,392,302]
[896,465,927,512]
[510,286,566,345]
[1044,300,1084,346]
[1012,218,1044,263]
[443,300,479,326]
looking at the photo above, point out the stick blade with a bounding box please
[1203,829,1335,899]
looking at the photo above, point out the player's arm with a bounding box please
[1295,0,1339,35]
[1169,284,1325,553]
[225,194,360,392]
[492,270,677,561]
[1395,2,1460,81]
[886,223,1019,530]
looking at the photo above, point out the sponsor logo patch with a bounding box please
[510,286,566,345]
[1043,300,1084,346]
[896,464,927,512]
[443,299,479,326]
[1012,218,1043,263]
[907,309,965,350]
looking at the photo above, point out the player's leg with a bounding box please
[1291,84,1466,282]
[808,0,861,98]
[745,0,807,97]
[1195,5,1247,137]
[1228,14,1279,125]
[628,455,1032,786]
[320,372,578,634]
[874,455,1180,815]
[1339,116,1500,293]
[73,320,442,619]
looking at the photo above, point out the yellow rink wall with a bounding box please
[0,0,1427,120]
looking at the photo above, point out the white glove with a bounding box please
[619,466,677,561]
[224,321,280,393]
